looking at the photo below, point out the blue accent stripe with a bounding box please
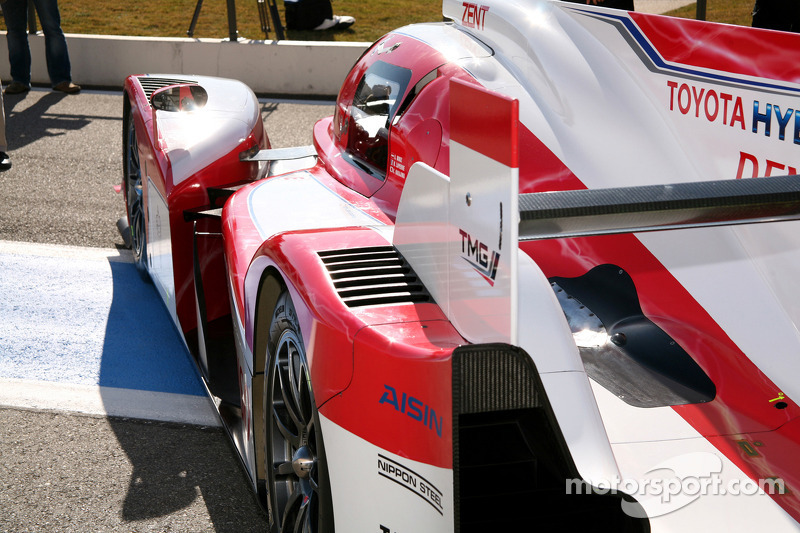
[563,6,800,95]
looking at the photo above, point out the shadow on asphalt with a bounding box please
[99,260,268,531]
[108,416,268,531]
[4,91,94,151]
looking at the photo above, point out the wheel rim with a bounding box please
[269,329,320,533]
[125,119,145,262]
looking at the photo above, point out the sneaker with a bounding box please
[0,152,11,171]
[53,81,81,94]
[4,81,30,95]
[313,15,355,31]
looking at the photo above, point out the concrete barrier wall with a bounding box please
[0,32,371,97]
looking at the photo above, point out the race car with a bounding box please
[118,0,800,531]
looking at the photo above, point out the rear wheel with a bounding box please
[265,291,333,533]
[123,101,147,274]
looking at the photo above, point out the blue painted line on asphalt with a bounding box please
[0,249,206,397]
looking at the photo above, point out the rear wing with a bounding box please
[518,174,800,240]
[393,79,800,345]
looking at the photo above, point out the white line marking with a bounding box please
[0,239,134,262]
[0,378,221,426]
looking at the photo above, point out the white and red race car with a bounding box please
[119,0,800,531]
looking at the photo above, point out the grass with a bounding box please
[0,0,755,43]
[6,0,442,43]
[666,0,754,27]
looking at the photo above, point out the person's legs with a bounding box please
[790,1,800,31]
[600,0,634,9]
[753,0,797,32]
[285,0,333,30]
[31,0,72,85]
[0,91,7,150]
[0,89,11,170]
[2,0,32,87]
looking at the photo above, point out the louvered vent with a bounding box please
[319,246,432,308]
[136,76,198,99]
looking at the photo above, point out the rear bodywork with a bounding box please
[122,1,800,531]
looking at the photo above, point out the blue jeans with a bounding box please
[2,0,72,86]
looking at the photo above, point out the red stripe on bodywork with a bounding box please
[320,319,462,469]
[516,120,800,520]
[630,12,800,83]
[450,78,519,168]
[708,419,800,518]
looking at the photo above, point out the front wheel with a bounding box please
[122,99,147,275]
[265,291,334,533]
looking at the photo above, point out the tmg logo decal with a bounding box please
[458,228,500,285]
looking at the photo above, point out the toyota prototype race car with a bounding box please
[118,0,800,531]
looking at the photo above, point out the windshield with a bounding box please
[346,61,412,178]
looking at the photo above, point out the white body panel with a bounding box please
[146,179,179,330]
[320,412,454,533]
[447,141,518,344]
[395,144,620,496]
[638,226,800,410]
[246,171,386,242]
[611,439,800,532]
[151,75,262,186]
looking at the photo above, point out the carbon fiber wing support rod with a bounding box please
[518,175,800,240]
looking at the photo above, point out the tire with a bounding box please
[122,99,148,276]
[265,291,334,533]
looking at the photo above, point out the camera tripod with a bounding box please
[187,0,285,41]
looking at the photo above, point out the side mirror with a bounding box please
[150,84,209,112]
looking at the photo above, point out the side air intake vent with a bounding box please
[136,76,198,99]
[318,246,432,308]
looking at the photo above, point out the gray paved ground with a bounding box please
[0,408,266,533]
[0,89,333,249]
[0,88,333,533]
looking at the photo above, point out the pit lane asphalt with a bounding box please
[0,88,334,532]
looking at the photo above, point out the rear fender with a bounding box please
[243,228,391,405]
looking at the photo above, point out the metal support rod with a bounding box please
[188,0,274,41]
[187,0,204,37]
[257,0,271,38]
[696,0,707,21]
[226,0,239,41]
[267,0,285,40]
